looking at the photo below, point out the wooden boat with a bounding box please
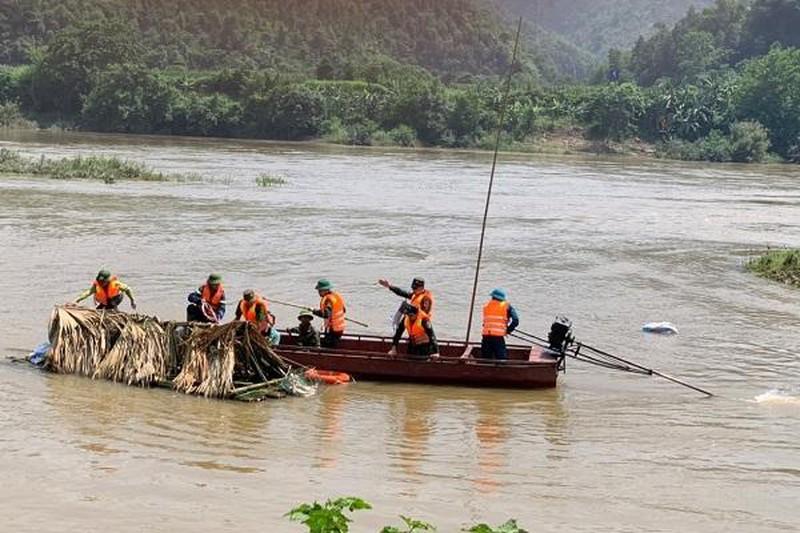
[276,332,562,389]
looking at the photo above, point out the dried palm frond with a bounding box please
[47,306,113,376]
[173,323,238,398]
[173,321,290,399]
[94,317,169,385]
[45,305,307,400]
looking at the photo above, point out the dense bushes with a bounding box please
[583,83,646,141]
[657,121,771,162]
[734,47,800,157]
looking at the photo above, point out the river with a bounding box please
[0,130,798,532]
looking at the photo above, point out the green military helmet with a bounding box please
[297,310,315,321]
[96,269,112,281]
[207,273,222,285]
[490,288,507,301]
[315,279,333,291]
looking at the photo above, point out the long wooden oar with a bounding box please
[270,298,369,328]
[514,329,714,397]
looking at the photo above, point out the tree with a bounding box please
[245,85,325,140]
[728,121,771,163]
[741,0,800,57]
[385,78,449,144]
[584,83,647,141]
[81,64,174,133]
[31,18,145,114]
[735,46,800,156]
[675,31,727,81]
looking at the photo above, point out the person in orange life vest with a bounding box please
[235,289,275,336]
[186,273,226,323]
[74,269,136,311]
[312,279,346,349]
[481,288,519,361]
[379,277,434,316]
[389,302,439,360]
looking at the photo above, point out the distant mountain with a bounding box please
[0,0,595,81]
[497,0,716,56]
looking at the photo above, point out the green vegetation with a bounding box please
[657,121,772,162]
[625,0,800,85]
[0,149,174,183]
[381,516,436,533]
[0,0,585,82]
[286,497,527,533]
[0,102,36,128]
[748,249,800,287]
[286,497,372,533]
[0,0,799,163]
[499,0,714,56]
[255,174,287,187]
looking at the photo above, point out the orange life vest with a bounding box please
[201,283,225,310]
[405,310,431,345]
[239,296,270,332]
[410,289,434,317]
[320,291,346,333]
[482,299,509,337]
[93,276,121,305]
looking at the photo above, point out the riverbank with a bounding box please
[747,249,800,288]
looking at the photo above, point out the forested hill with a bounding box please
[0,0,593,81]
[498,0,715,56]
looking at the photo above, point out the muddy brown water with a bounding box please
[1,130,798,532]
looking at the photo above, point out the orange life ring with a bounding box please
[305,369,352,385]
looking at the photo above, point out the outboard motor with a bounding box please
[548,315,574,353]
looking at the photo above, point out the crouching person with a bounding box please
[186,274,226,323]
[388,303,439,360]
[287,310,321,348]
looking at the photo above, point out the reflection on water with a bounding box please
[474,400,508,494]
[1,131,800,532]
[391,392,435,491]
[315,386,347,469]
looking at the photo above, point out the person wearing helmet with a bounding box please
[378,277,434,316]
[186,273,226,323]
[75,269,136,311]
[312,279,346,348]
[286,310,321,348]
[235,289,275,336]
[388,302,439,360]
[481,288,519,361]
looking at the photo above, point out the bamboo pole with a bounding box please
[464,18,524,344]
[270,298,369,328]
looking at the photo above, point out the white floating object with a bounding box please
[642,322,678,335]
[754,389,799,404]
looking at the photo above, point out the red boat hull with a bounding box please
[276,333,560,389]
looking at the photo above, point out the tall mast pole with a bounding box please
[464,18,523,344]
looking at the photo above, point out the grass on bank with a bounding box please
[0,148,191,184]
[747,249,800,288]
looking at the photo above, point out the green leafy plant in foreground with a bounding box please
[288,498,526,532]
[286,497,372,533]
[381,515,437,532]
[465,519,528,533]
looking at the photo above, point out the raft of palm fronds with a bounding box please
[46,305,315,401]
